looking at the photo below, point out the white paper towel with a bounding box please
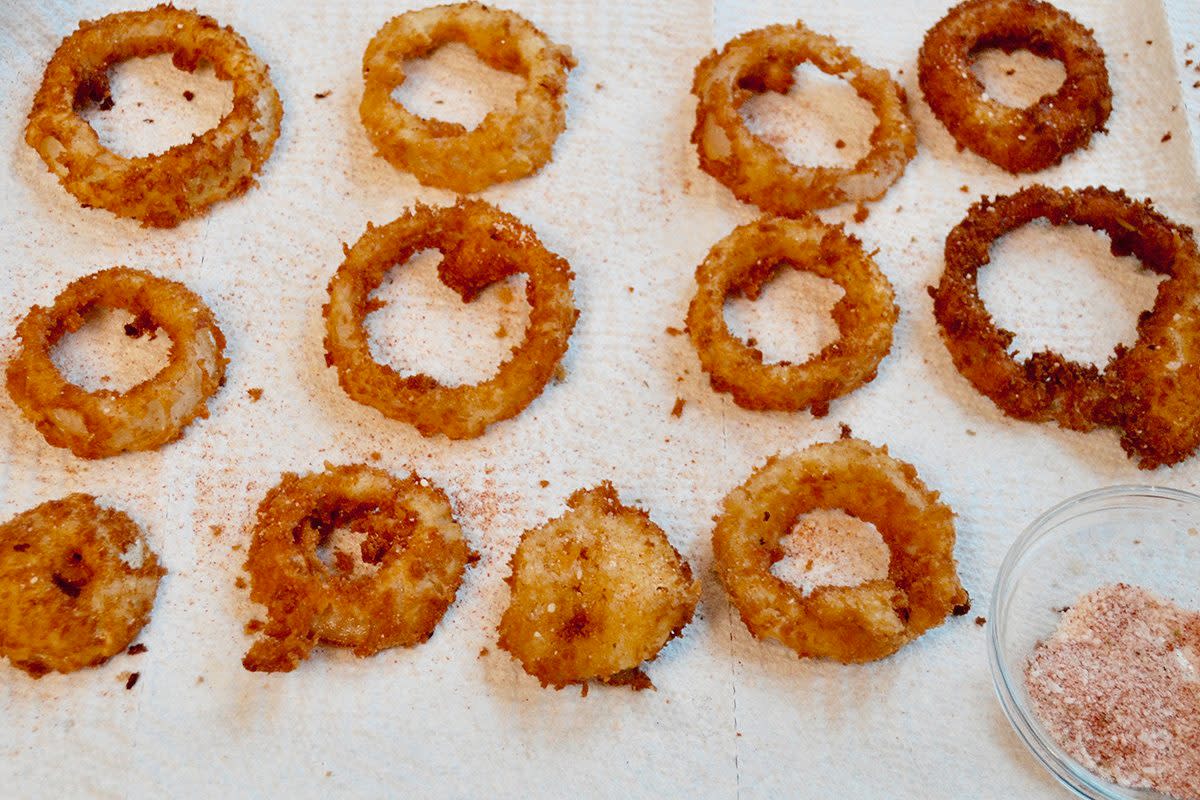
[0,1,1198,797]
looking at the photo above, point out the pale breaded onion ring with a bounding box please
[243,464,473,673]
[918,0,1111,174]
[498,483,700,689]
[691,22,916,215]
[25,5,283,228]
[360,2,575,193]
[5,267,227,459]
[323,199,577,439]
[931,185,1200,469]
[712,438,969,663]
[0,494,164,678]
[685,215,897,416]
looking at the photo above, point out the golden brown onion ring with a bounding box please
[243,464,473,673]
[686,215,897,416]
[498,483,700,689]
[918,0,1111,173]
[712,438,969,663]
[0,494,164,678]
[691,22,916,215]
[930,185,1200,469]
[323,199,577,439]
[5,267,227,459]
[25,5,283,227]
[360,2,575,192]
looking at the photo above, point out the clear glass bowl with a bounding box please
[988,485,1200,800]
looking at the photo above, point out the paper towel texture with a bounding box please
[0,1,1198,797]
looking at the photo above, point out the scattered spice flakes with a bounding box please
[959,184,970,193]
[1005,67,1016,76]
[974,616,987,627]
[1146,39,1153,45]
[183,90,195,101]
[478,647,489,658]
[210,525,223,538]
[247,387,264,402]
[143,118,154,124]
[314,90,331,99]
[852,203,869,223]
[127,643,147,655]
[1162,132,1173,143]
[664,326,684,336]
[670,397,686,418]
[369,451,382,462]
[538,479,549,488]
[626,286,634,294]
[838,422,853,439]
[594,82,604,91]
[125,672,140,690]
[834,138,846,149]
[234,576,247,589]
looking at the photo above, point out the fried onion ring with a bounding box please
[323,199,577,439]
[498,483,700,689]
[930,185,1200,469]
[686,215,897,415]
[918,0,1111,174]
[691,22,916,215]
[6,267,227,459]
[0,494,164,678]
[712,438,969,663]
[243,464,473,673]
[25,5,283,228]
[360,2,575,192]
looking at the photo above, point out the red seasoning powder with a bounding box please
[1024,583,1200,800]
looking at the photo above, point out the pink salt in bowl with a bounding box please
[988,485,1200,800]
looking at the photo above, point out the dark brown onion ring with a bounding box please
[918,0,1111,173]
[930,185,1200,469]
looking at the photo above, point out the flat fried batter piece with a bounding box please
[0,494,164,677]
[498,483,700,689]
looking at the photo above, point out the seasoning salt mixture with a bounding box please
[1024,583,1200,800]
